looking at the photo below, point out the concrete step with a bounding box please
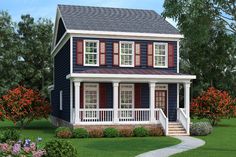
[168,130,187,134]
[169,125,183,128]
[169,127,186,131]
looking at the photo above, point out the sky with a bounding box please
[0,0,177,27]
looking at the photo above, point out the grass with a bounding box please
[172,118,236,157]
[0,119,180,157]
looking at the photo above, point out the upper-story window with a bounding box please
[153,43,168,68]
[120,41,134,67]
[84,40,99,66]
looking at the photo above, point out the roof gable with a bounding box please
[58,4,180,34]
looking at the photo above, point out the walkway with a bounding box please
[136,136,205,157]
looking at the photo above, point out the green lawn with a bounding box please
[172,118,236,157]
[0,120,180,157]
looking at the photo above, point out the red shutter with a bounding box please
[80,83,83,109]
[168,43,175,67]
[113,42,119,66]
[147,43,153,67]
[135,43,141,66]
[77,40,83,65]
[100,42,106,65]
[135,84,141,108]
[99,83,107,108]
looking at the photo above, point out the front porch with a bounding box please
[68,72,195,135]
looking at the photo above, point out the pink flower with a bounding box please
[23,146,31,153]
[32,149,46,157]
[12,143,21,155]
[0,143,9,152]
[30,142,36,151]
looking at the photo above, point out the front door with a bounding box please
[155,90,167,116]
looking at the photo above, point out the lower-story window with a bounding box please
[84,83,99,119]
[119,84,134,119]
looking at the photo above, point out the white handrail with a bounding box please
[158,109,168,135]
[177,108,190,134]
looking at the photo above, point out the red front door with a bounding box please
[155,90,167,116]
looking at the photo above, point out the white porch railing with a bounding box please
[177,108,190,134]
[118,108,150,122]
[79,108,114,122]
[155,108,168,135]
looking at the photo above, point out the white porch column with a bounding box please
[74,82,81,124]
[184,82,191,118]
[149,82,156,123]
[113,82,119,123]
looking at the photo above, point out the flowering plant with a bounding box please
[0,137,46,157]
[0,86,51,128]
[191,87,236,125]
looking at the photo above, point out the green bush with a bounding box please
[89,129,104,138]
[73,128,89,138]
[190,122,213,136]
[133,127,149,137]
[44,140,77,157]
[119,129,133,137]
[104,128,119,138]
[1,129,20,142]
[55,127,73,138]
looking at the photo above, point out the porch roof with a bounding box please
[67,68,196,83]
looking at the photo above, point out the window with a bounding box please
[120,41,134,67]
[154,43,168,68]
[119,84,134,118]
[84,83,99,119]
[59,90,63,110]
[84,40,99,66]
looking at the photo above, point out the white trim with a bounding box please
[59,90,63,111]
[155,84,168,90]
[177,40,180,73]
[83,40,100,66]
[70,37,73,74]
[67,30,184,39]
[119,84,134,119]
[83,83,99,119]
[177,83,179,108]
[119,41,135,67]
[67,73,196,81]
[51,33,70,57]
[153,42,168,68]
[70,80,73,123]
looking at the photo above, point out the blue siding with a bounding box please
[168,84,177,121]
[141,83,149,108]
[56,18,66,45]
[72,37,177,72]
[51,40,71,122]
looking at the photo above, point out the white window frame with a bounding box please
[119,84,134,119]
[83,83,99,120]
[153,42,168,68]
[59,90,63,111]
[119,41,135,67]
[83,40,100,66]
[155,84,168,117]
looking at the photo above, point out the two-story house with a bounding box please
[49,4,196,135]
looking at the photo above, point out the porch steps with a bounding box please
[168,122,188,136]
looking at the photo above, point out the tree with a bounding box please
[0,12,53,97]
[0,86,51,128]
[191,87,236,125]
[162,0,236,97]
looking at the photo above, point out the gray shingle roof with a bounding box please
[58,4,180,34]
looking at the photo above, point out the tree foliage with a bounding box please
[0,11,53,97]
[191,87,236,125]
[162,0,236,97]
[0,86,51,128]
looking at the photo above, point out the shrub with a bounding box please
[190,122,213,136]
[44,140,77,157]
[89,129,104,138]
[0,86,51,128]
[133,127,149,137]
[1,129,20,142]
[103,128,119,138]
[55,127,73,138]
[191,87,236,125]
[149,127,164,136]
[119,129,133,137]
[73,128,89,138]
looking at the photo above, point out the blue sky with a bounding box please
[0,0,176,27]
